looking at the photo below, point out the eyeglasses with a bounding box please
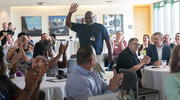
[131,43,140,46]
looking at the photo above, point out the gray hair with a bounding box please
[154,32,163,38]
[128,38,139,44]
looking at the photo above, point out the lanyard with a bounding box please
[0,92,6,100]
[89,24,95,36]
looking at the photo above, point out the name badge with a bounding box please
[115,46,118,49]
[90,35,95,41]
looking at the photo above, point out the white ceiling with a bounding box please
[0,0,162,6]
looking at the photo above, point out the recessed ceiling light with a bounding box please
[106,0,113,2]
[37,2,44,5]
[105,0,113,2]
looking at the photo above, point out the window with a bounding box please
[174,1,179,36]
[153,0,180,39]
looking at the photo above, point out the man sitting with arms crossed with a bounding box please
[65,44,124,100]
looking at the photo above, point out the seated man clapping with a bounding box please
[65,44,124,100]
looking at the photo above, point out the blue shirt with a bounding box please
[71,23,110,54]
[65,65,113,100]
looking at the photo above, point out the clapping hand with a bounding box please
[69,3,79,13]
[120,36,124,43]
[58,43,65,56]
[13,27,16,31]
[35,56,49,78]
[3,32,7,36]
[141,55,151,64]
[109,69,124,92]
[18,38,23,48]
[63,41,69,53]
[14,39,19,50]
[25,58,41,92]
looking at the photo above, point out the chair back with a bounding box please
[70,54,77,58]
[67,58,77,73]
[103,53,108,60]
[119,68,138,91]
[113,57,118,64]
[112,64,117,69]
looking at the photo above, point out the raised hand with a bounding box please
[109,69,124,92]
[13,27,16,31]
[25,58,41,92]
[141,55,151,64]
[69,3,79,13]
[3,32,7,36]
[58,43,65,56]
[35,56,49,78]
[120,35,124,43]
[14,39,19,50]
[18,38,23,48]
[64,41,69,53]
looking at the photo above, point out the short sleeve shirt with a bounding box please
[71,23,110,54]
[116,47,142,78]
[0,75,19,100]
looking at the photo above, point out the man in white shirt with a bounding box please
[146,32,171,66]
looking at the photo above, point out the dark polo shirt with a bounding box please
[116,47,142,78]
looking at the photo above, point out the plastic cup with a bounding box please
[161,60,167,68]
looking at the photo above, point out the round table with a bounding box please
[12,77,67,100]
[141,66,170,100]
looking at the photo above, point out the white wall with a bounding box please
[11,5,134,43]
[0,6,10,30]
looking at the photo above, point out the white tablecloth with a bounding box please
[141,66,170,100]
[12,77,66,100]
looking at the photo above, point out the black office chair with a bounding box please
[119,68,160,100]
[64,97,67,100]
[70,54,77,58]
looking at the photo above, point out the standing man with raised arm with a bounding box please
[66,3,113,79]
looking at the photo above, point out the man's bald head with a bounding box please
[85,11,95,25]
[163,34,171,46]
